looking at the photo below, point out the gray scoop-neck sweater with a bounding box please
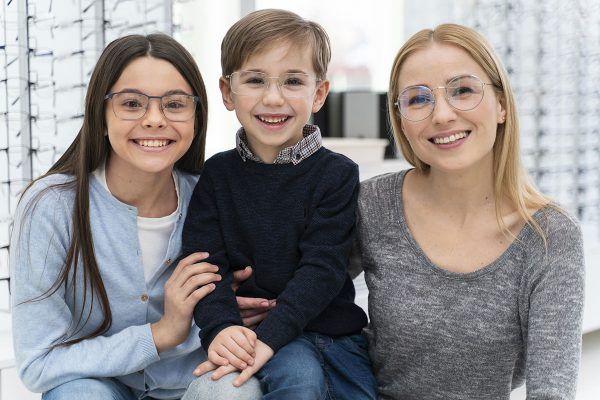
[355,170,585,400]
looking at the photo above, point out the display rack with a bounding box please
[0,0,173,311]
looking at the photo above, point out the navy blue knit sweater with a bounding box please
[182,147,368,353]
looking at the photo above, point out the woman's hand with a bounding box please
[232,267,276,329]
[151,252,221,353]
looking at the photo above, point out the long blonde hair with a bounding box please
[388,23,551,239]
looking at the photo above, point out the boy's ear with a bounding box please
[219,77,235,111]
[311,79,330,113]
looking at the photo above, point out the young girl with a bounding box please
[10,34,260,399]
[354,24,585,399]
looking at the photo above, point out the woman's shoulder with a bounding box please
[359,169,408,202]
[532,205,582,243]
[356,170,410,229]
[517,205,584,275]
[533,204,582,248]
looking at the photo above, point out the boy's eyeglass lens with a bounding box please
[104,92,200,121]
[227,71,320,98]
[395,75,493,122]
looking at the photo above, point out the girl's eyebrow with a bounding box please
[113,88,191,95]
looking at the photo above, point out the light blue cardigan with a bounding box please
[10,171,204,399]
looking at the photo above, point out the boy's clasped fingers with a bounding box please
[193,359,236,380]
[211,364,239,381]
[232,340,274,387]
[193,359,218,377]
[213,345,250,370]
[208,326,257,370]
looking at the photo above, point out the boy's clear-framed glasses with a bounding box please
[104,91,201,122]
[226,71,322,98]
[395,75,496,122]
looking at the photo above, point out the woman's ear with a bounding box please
[497,94,507,124]
[219,77,235,111]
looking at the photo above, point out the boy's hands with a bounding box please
[208,325,257,370]
[194,340,274,387]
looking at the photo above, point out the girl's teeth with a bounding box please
[137,139,169,147]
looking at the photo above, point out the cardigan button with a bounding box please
[140,294,149,302]
[165,258,172,265]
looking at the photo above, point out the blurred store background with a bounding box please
[1,0,599,398]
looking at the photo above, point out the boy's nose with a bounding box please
[262,80,285,105]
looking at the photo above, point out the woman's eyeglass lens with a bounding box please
[396,75,490,122]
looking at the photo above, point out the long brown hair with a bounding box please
[21,33,208,346]
[388,24,551,240]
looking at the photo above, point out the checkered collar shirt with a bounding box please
[235,124,323,165]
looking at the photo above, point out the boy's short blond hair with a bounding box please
[221,9,331,80]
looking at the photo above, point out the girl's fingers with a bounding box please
[173,252,209,276]
[187,283,217,304]
[241,311,269,328]
[231,266,252,292]
[181,272,221,297]
[174,262,219,288]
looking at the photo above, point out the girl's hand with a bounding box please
[232,267,276,328]
[151,252,221,353]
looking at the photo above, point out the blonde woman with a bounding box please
[353,24,585,399]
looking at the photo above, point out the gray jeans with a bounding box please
[182,373,262,400]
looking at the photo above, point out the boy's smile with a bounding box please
[220,41,329,163]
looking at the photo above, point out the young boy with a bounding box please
[181,9,377,399]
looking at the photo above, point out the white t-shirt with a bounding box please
[93,162,179,283]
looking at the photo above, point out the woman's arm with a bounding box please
[523,213,585,399]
